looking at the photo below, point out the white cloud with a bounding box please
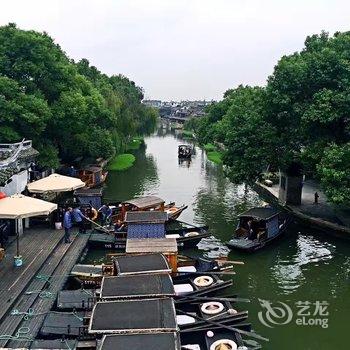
[0,0,349,100]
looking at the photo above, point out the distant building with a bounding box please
[142,100,162,108]
[0,140,39,196]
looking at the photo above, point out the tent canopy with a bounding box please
[0,194,57,219]
[27,173,85,194]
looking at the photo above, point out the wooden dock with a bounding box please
[0,228,90,348]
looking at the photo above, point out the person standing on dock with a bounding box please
[73,205,86,234]
[63,207,73,243]
[98,204,112,226]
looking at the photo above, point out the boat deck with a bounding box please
[0,228,90,348]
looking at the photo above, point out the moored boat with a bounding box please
[227,207,290,252]
[78,165,108,188]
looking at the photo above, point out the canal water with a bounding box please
[91,126,349,350]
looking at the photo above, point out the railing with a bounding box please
[0,139,27,168]
[0,139,32,151]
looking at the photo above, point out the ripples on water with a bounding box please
[271,234,335,295]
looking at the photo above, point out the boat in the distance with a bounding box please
[78,165,108,188]
[178,144,193,159]
[227,206,290,252]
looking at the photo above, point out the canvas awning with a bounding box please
[0,194,57,219]
[27,173,85,193]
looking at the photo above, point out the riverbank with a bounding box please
[255,181,350,239]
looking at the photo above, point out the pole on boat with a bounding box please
[175,296,251,304]
[83,216,111,234]
[176,309,269,342]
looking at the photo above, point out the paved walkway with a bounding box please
[257,179,350,236]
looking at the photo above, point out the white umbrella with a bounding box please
[27,173,85,194]
[0,194,57,257]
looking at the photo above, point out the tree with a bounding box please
[0,24,157,167]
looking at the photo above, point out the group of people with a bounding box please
[63,206,87,243]
[62,203,116,243]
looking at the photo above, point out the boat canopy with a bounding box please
[239,207,280,221]
[113,253,171,275]
[88,298,177,334]
[123,195,165,209]
[125,211,168,224]
[82,165,102,173]
[100,274,175,299]
[100,333,180,350]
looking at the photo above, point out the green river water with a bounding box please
[87,126,349,350]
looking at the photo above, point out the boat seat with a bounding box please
[176,314,196,325]
[174,283,194,295]
[177,266,197,273]
[166,234,181,239]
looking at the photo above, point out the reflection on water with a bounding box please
[271,235,334,295]
[98,128,350,349]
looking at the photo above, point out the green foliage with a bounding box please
[204,143,216,151]
[0,24,157,168]
[126,137,144,151]
[207,151,223,164]
[108,153,136,171]
[317,143,350,204]
[194,32,350,203]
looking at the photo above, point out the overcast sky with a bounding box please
[1,0,350,100]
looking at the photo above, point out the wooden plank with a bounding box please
[8,234,90,348]
[0,227,64,322]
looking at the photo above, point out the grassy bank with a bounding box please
[182,130,195,139]
[108,153,136,171]
[126,137,144,151]
[204,143,223,164]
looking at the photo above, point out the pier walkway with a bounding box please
[0,227,90,348]
[256,179,350,238]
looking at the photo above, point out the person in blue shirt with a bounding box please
[63,207,73,243]
[98,204,112,226]
[73,206,86,233]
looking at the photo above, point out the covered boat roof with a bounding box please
[123,195,165,209]
[74,187,103,196]
[114,253,171,275]
[239,207,280,220]
[82,165,102,172]
[89,298,177,334]
[100,333,180,350]
[100,274,175,299]
[125,210,168,223]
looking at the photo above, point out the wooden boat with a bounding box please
[78,165,108,188]
[176,299,248,330]
[180,328,260,350]
[70,253,232,286]
[30,339,78,349]
[165,202,188,220]
[39,311,86,338]
[88,221,210,250]
[178,144,193,159]
[118,195,187,221]
[99,333,180,350]
[227,207,290,252]
[88,298,177,335]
